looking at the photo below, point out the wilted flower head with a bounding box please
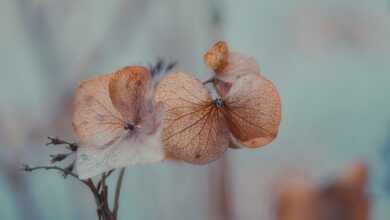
[154,69,281,163]
[72,66,164,179]
[204,41,281,148]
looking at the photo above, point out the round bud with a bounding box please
[203,41,229,73]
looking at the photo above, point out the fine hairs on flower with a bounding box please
[73,66,165,179]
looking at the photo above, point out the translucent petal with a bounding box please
[155,72,229,164]
[109,66,151,122]
[72,74,125,148]
[217,52,261,83]
[224,73,281,148]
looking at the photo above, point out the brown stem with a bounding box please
[23,165,114,220]
[24,138,128,220]
[84,179,104,219]
[23,165,79,179]
[46,137,78,151]
[113,168,126,219]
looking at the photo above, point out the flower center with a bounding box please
[213,98,224,108]
[124,123,135,131]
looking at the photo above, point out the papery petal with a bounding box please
[109,66,151,122]
[223,73,281,148]
[72,74,125,147]
[155,72,229,164]
[219,52,261,82]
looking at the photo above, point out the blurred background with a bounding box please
[1,0,390,219]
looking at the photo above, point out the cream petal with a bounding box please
[76,126,164,179]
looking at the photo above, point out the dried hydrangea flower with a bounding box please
[204,41,281,148]
[155,70,280,164]
[72,66,164,179]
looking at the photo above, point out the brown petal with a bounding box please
[108,66,151,122]
[223,73,281,148]
[155,72,229,164]
[72,74,125,147]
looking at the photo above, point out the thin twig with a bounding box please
[23,164,107,219]
[97,170,115,192]
[97,173,105,192]
[46,136,78,151]
[113,168,126,219]
[23,165,79,179]
[84,179,104,219]
[25,136,126,220]
[106,169,115,178]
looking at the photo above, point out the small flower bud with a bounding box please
[203,41,229,73]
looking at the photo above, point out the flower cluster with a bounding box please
[72,41,281,179]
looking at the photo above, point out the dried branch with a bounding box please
[113,168,126,219]
[97,170,115,192]
[23,164,79,179]
[23,137,128,220]
[46,136,78,151]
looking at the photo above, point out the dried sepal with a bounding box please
[72,67,164,179]
[219,52,261,82]
[72,74,124,148]
[155,70,281,160]
[155,72,229,164]
[223,73,281,148]
[108,66,151,121]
